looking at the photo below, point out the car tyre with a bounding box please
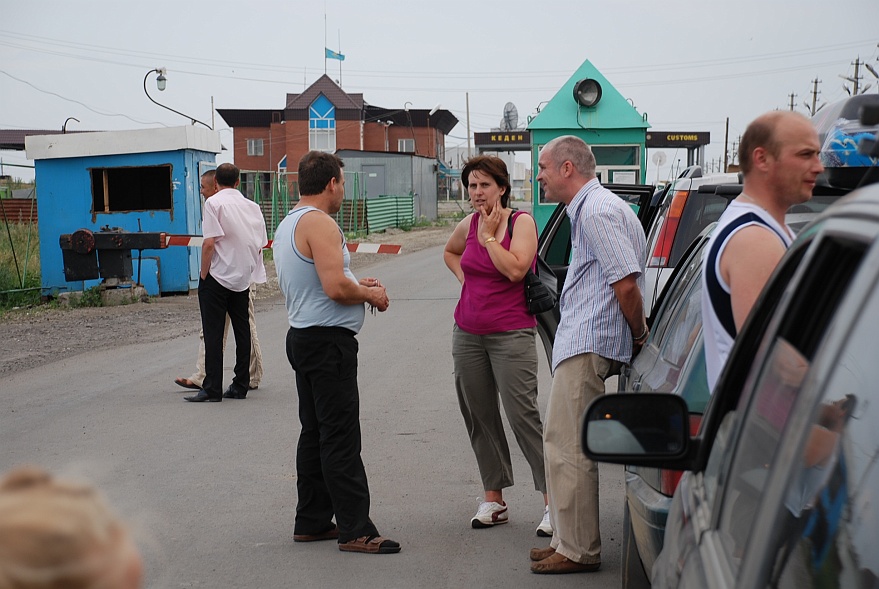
[621,502,651,589]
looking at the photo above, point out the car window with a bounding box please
[678,332,710,414]
[669,193,733,267]
[657,275,702,372]
[773,285,879,587]
[650,237,704,342]
[695,234,813,554]
[542,208,572,267]
[714,234,868,575]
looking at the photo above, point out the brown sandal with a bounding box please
[338,535,401,554]
[174,377,200,390]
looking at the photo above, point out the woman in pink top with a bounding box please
[443,156,550,537]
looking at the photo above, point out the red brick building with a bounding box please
[217,75,458,172]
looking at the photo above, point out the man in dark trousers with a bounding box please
[185,163,267,403]
[272,151,400,554]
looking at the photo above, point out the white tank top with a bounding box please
[702,202,793,391]
[272,206,365,332]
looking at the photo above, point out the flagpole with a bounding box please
[323,4,327,75]
[338,30,342,87]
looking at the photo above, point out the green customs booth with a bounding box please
[527,59,649,232]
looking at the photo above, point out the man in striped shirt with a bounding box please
[529,136,647,574]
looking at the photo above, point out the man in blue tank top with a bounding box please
[702,111,823,391]
[272,151,400,555]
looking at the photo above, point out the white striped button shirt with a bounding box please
[551,179,647,371]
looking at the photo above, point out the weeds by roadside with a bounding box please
[0,221,41,313]
[65,285,105,308]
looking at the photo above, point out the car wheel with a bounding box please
[621,502,651,589]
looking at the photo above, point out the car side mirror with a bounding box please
[582,394,690,466]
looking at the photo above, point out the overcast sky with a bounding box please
[2,0,878,183]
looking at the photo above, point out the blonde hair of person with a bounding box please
[0,466,142,589]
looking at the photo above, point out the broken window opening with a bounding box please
[90,165,173,214]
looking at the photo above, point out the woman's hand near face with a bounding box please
[480,204,502,244]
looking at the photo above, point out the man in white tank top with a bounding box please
[702,111,823,391]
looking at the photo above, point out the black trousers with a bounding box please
[286,326,378,543]
[198,274,250,397]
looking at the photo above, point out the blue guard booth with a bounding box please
[26,127,221,296]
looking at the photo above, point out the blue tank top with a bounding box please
[273,206,365,332]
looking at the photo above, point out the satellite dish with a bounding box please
[652,152,667,167]
[501,102,519,131]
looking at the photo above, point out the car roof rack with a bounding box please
[695,183,742,194]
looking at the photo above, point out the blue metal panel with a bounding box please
[35,148,215,296]
[134,257,160,296]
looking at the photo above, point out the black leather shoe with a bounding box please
[222,387,247,399]
[184,390,221,402]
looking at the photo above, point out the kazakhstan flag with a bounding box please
[325,48,345,61]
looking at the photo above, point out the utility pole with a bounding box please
[788,92,797,111]
[841,57,864,95]
[466,92,472,159]
[853,57,862,95]
[723,117,730,172]
[805,79,824,116]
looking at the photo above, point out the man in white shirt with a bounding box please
[185,163,268,403]
[174,170,264,392]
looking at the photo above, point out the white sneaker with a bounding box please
[471,501,509,528]
[536,506,553,537]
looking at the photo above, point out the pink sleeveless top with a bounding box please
[453,211,537,335]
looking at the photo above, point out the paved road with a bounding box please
[1,243,625,588]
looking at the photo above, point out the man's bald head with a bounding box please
[738,111,814,176]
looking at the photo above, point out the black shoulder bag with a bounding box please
[507,212,557,315]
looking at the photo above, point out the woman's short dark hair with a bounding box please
[298,151,344,196]
[461,155,512,208]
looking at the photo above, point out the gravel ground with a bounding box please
[0,224,457,376]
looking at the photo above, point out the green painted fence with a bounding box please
[241,170,415,237]
[365,195,415,233]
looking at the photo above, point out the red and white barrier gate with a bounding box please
[164,236,401,254]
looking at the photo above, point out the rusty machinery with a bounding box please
[58,227,169,284]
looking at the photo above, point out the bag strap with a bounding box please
[507,211,539,274]
[506,210,520,239]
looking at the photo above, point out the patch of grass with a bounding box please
[0,222,41,313]
[399,216,434,231]
[67,285,104,308]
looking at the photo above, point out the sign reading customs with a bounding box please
[646,132,710,148]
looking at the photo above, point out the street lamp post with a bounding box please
[428,104,441,159]
[143,68,212,129]
[379,120,393,152]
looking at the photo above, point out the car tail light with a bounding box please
[649,190,689,268]
[659,413,702,496]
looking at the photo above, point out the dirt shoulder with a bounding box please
[0,224,456,377]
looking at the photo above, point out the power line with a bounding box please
[0,69,166,127]
[1,27,875,82]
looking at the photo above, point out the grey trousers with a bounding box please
[452,324,547,493]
